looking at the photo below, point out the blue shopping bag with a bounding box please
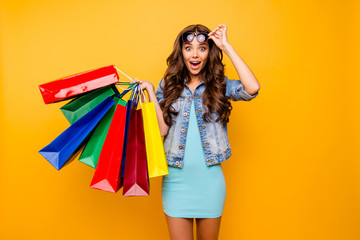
[78,87,133,168]
[39,96,115,170]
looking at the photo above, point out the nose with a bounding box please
[192,49,199,58]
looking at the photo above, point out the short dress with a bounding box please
[161,100,226,218]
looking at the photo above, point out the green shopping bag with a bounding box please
[78,87,132,168]
[60,85,119,124]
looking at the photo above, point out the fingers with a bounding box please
[208,30,222,40]
[208,24,227,37]
[132,78,149,92]
[134,78,142,84]
[219,24,227,30]
[130,78,142,84]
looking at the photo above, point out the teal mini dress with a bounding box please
[161,101,226,218]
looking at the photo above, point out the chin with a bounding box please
[189,70,201,76]
[187,66,204,77]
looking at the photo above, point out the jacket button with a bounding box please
[175,161,180,166]
[183,113,188,117]
[181,129,185,133]
[179,145,183,149]
[186,98,190,102]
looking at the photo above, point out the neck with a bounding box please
[188,74,201,83]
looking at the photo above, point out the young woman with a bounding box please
[131,24,260,240]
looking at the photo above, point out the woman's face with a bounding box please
[182,35,209,78]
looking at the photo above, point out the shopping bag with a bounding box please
[78,86,135,168]
[119,89,135,179]
[122,86,150,196]
[78,101,117,168]
[60,85,119,124]
[39,96,115,170]
[90,97,128,192]
[140,91,168,178]
[38,65,119,104]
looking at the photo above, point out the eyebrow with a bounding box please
[184,43,208,46]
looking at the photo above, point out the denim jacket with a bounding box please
[155,76,259,168]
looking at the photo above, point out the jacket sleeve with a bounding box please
[155,79,165,104]
[225,76,259,101]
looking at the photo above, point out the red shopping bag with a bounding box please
[39,65,119,104]
[90,98,127,193]
[122,86,149,197]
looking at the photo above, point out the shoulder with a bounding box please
[157,78,165,88]
[155,79,165,103]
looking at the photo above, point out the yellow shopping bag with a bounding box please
[140,90,169,178]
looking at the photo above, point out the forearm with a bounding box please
[223,44,260,95]
[146,88,169,137]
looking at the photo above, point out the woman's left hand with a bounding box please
[208,24,230,51]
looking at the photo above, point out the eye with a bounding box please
[200,47,207,51]
[185,46,191,51]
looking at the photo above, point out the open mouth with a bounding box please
[190,61,201,69]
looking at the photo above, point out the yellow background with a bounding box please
[1,1,359,239]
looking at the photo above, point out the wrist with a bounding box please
[146,83,155,93]
[222,43,234,54]
[143,83,155,95]
[147,88,157,102]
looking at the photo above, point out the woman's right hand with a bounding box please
[130,78,169,136]
[130,78,155,94]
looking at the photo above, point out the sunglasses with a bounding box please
[181,32,209,44]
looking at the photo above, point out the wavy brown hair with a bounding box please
[160,24,232,126]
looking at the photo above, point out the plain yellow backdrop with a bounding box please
[1,1,359,239]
